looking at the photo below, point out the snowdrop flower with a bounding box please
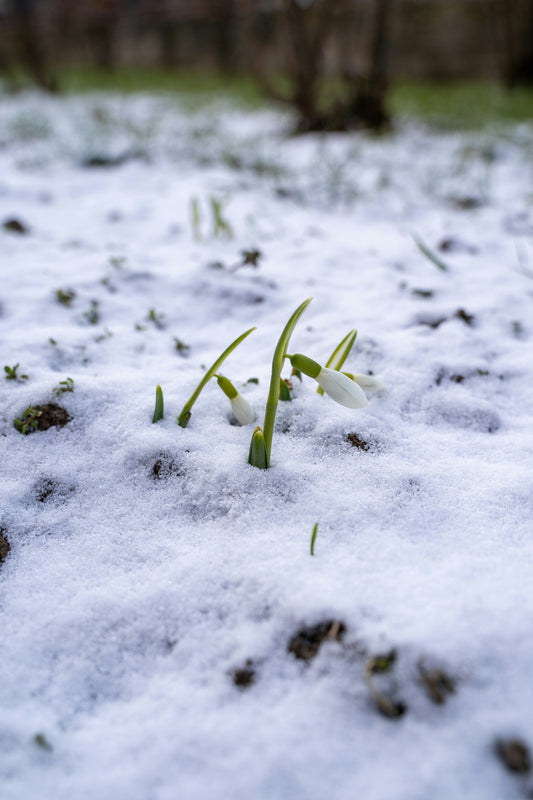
[216,375,256,425]
[343,373,386,393]
[288,354,368,409]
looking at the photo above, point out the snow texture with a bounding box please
[1,91,533,800]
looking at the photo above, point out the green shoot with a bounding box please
[279,377,292,401]
[4,364,28,382]
[14,406,41,434]
[33,733,53,752]
[152,384,164,423]
[190,196,202,240]
[173,337,190,356]
[52,377,74,397]
[413,235,450,272]
[249,298,312,469]
[177,326,256,427]
[317,328,357,395]
[310,522,318,556]
[248,426,268,469]
[55,288,76,307]
[210,196,233,238]
[83,300,100,325]
[364,650,405,719]
[147,309,165,329]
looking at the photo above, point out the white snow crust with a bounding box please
[1,91,533,800]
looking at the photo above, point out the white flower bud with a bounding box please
[316,367,368,408]
[230,393,256,425]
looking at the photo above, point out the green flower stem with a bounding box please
[260,298,312,466]
[152,384,164,423]
[177,327,255,427]
[317,328,357,395]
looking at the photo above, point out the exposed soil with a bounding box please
[3,218,28,235]
[288,620,345,661]
[418,665,456,705]
[231,660,256,689]
[495,738,531,775]
[365,650,407,719]
[16,404,71,434]
[151,453,184,481]
[0,529,10,565]
[346,433,370,451]
[34,478,75,504]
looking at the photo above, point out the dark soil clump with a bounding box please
[231,660,256,689]
[346,433,370,451]
[3,218,29,235]
[288,620,345,661]
[34,404,71,431]
[419,665,456,704]
[0,530,10,564]
[495,738,531,775]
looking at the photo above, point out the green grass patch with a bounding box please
[60,67,265,108]
[389,80,533,129]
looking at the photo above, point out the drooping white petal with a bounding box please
[230,393,256,425]
[316,367,368,409]
[349,373,386,392]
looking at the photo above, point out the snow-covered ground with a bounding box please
[1,91,533,800]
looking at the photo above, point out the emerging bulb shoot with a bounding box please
[248,425,269,469]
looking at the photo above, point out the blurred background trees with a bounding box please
[1,0,532,128]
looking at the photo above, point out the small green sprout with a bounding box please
[210,196,233,239]
[310,522,318,556]
[216,375,256,425]
[364,650,406,719]
[240,248,262,267]
[177,327,256,428]
[317,329,357,395]
[55,288,76,307]
[147,309,165,330]
[230,248,262,271]
[14,406,41,434]
[152,385,164,423]
[248,426,268,469]
[33,733,53,751]
[52,377,74,397]
[4,364,28,382]
[413,235,450,272]
[83,300,100,325]
[94,328,113,343]
[190,196,202,240]
[173,337,190,356]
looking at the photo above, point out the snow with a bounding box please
[1,90,533,800]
